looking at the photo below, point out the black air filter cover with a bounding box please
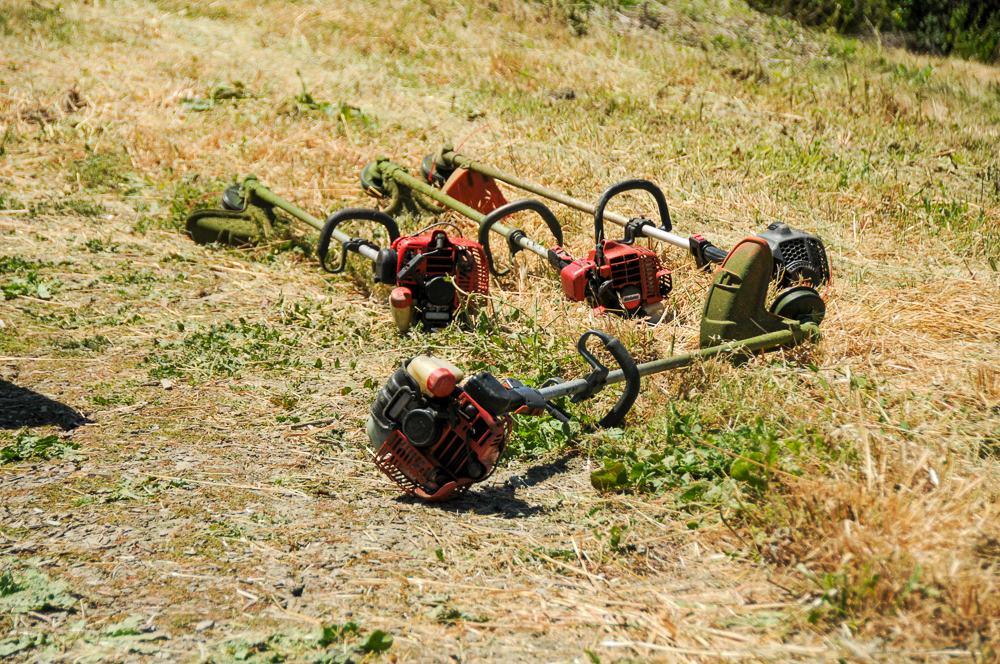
[425,276,456,307]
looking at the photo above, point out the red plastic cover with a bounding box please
[560,259,593,302]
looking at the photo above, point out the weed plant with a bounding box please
[0,431,79,463]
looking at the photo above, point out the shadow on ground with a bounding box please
[398,455,577,518]
[0,380,91,430]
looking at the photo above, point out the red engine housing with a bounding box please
[388,230,489,329]
[556,240,672,317]
[372,391,510,501]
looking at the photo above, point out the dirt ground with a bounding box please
[1,210,806,663]
[2,0,1000,662]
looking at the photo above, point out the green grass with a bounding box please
[66,151,136,192]
[53,199,107,217]
[588,405,831,506]
[0,4,78,44]
[54,334,111,352]
[143,319,306,379]
[0,255,61,301]
[749,0,1000,63]
[0,255,50,274]
[280,72,373,136]
[2,0,999,657]
[0,191,24,211]
[0,430,80,464]
[87,391,135,407]
[150,0,230,20]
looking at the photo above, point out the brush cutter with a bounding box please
[363,158,679,320]
[418,145,831,290]
[361,157,567,274]
[366,234,826,501]
[184,175,490,333]
[364,157,830,322]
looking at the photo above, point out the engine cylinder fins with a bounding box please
[585,240,671,320]
[369,388,510,502]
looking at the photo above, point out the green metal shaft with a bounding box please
[243,176,325,232]
[438,146,595,219]
[374,159,551,259]
[438,146,692,251]
[537,323,820,401]
[240,176,379,260]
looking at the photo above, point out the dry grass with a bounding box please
[1,0,999,661]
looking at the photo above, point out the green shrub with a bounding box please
[0,4,77,43]
[748,0,1000,62]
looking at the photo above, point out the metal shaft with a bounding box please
[536,324,819,401]
[375,160,552,259]
[438,147,692,251]
[245,178,379,261]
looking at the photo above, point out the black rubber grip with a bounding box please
[463,372,516,417]
[704,244,728,264]
[317,208,401,273]
[593,179,672,244]
[478,199,564,277]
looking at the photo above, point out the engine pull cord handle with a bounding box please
[593,179,672,244]
[478,199,565,277]
[571,331,641,428]
[317,209,401,274]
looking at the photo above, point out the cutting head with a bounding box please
[185,178,280,246]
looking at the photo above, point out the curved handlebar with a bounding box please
[572,330,641,428]
[478,199,565,277]
[317,208,401,273]
[593,179,672,244]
